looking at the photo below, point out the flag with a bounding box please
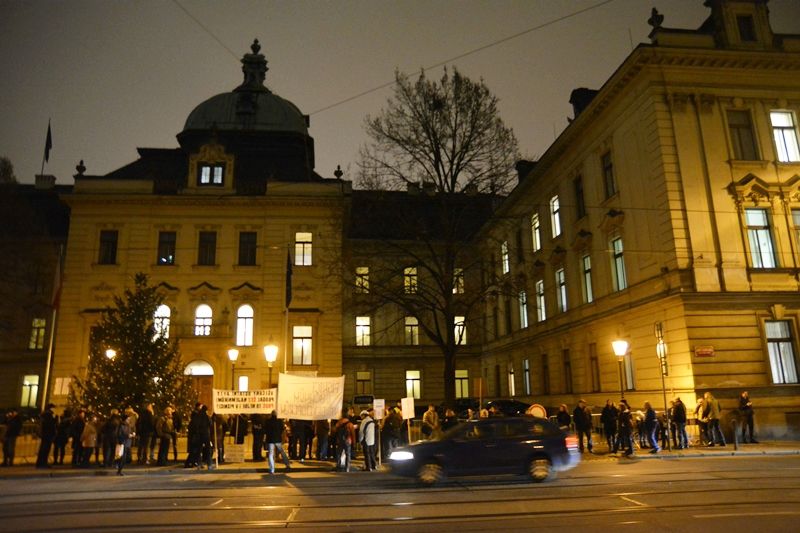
[44,121,53,163]
[285,248,293,308]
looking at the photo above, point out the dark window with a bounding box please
[737,15,757,42]
[238,231,257,266]
[563,349,573,394]
[98,230,118,265]
[157,231,176,265]
[602,152,617,199]
[574,175,586,219]
[492,307,499,340]
[727,110,759,160]
[504,297,513,334]
[198,163,224,186]
[197,231,216,266]
[515,229,524,262]
[542,354,550,395]
[589,343,601,392]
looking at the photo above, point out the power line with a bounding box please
[309,0,619,115]
[171,0,240,62]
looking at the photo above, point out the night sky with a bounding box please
[2,0,799,185]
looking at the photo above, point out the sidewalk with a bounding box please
[2,441,799,479]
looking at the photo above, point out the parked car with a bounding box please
[388,416,580,485]
[485,399,531,417]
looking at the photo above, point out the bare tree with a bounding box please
[352,69,520,407]
[0,157,16,184]
[358,68,520,194]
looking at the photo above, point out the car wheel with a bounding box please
[417,461,444,486]
[528,456,552,483]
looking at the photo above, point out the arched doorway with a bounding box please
[184,360,214,409]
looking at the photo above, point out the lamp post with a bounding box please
[656,332,671,451]
[612,340,629,400]
[227,349,239,390]
[264,342,278,388]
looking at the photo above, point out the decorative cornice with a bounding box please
[229,282,263,300]
[187,281,222,301]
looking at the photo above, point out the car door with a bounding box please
[446,422,498,476]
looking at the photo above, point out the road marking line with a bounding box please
[211,499,223,506]
[696,511,800,519]
[287,507,300,523]
[619,496,648,507]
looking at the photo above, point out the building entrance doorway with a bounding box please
[184,360,214,409]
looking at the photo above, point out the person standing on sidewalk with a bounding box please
[115,413,134,476]
[265,410,291,474]
[36,403,57,468]
[573,400,593,453]
[643,402,660,454]
[617,400,634,457]
[358,409,377,471]
[704,392,726,447]
[600,400,618,453]
[137,403,155,464]
[739,391,758,443]
[2,408,23,466]
[672,397,689,449]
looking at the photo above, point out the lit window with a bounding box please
[404,267,418,294]
[238,231,257,266]
[455,369,469,399]
[623,353,635,391]
[531,213,541,251]
[454,316,467,345]
[236,304,254,346]
[793,209,800,251]
[294,232,313,266]
[507,362,516,397]
[611,237,627,291]
[745,208,777,268]
[581,254,593,303]
[518,291,528,329]
[555,267,567,312]
[501,241,510,274]
[405,370,421,399]
[355,316,371,346]
[197,231,216,266]
[404,316,419,346]
[157,231,176,265]
[238,375,249,392]
[29,318,46,349]
[292,325,313,365]
[602,152,617,199]
[550,196,561,238]
[198,163,224,186]
[194,304,212,336]
[453,268,465,294]
[535,279,546,322]
[98,230,118,265]
[766,321,798,384]
[355,266,369,293]
[356,371,371,394]
[153,305,170,340]
[20,375,39,408]
[523,359,531,395]
[727,110,759,160]
[770,111,800,163]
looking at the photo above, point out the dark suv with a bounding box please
[388,417,580,485]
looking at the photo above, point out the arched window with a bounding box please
[236,304,254,346]
[194,304,213,336]
[184,360,214,376]
[154,304,171,339]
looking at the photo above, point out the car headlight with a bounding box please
[389,450,414,461]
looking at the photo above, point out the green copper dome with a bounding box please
[182,39,308,136]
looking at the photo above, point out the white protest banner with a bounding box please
[213,388,276,414]
[373,399,385,420]
[276,373,344,420]
[400,397,415,420]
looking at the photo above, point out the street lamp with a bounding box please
[612,340,629,399]
[105,349,116,360]
[264,341,278,388]
[228,348,239,390]
[656,336,671,451]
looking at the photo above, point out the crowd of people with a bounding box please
[1,391,761,468]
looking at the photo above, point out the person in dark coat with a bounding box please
[265,411,291,474]
[739,391,758,443]
[36,403,57,468]
[314,418,330,460]
[556,404,571,432]
[101,409,121,467]
[644,402,660,453]
[137,403,155,464]
[616,400,634,456]
[184,403,205,468]
[53,409,71,465]
[171,407,183,461]
[250,413,265,461]
[212,413,228,464]
[572,399,593,453]
[672,397,689,449]
[600,400,618,452]
[2,408,23,466]
[70,410,87,466]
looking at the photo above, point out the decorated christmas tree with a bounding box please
[70,273,194,415]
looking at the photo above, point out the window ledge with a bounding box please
[192,264,220,271]
[728,159,770,170]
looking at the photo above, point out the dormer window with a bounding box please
[198,163,224,186]
[736,15,757,42]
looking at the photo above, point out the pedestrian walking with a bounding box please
[644,402,660,453]
[115,413,134,476]
[704,392,726,447]
[265,410,291,474]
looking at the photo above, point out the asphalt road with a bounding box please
[1,455,799,532]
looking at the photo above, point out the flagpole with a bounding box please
[283,244,291,374]
[41,243,63,408]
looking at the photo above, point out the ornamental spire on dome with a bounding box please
[235,39,270,93]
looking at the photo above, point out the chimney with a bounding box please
[569,88,599,118]
[35,174,56,190]
[515,160,537,182]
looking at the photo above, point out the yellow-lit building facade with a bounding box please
[479,0,800,438]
